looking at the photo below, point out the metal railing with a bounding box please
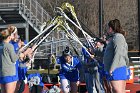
[0,3,19,8]
[0,0,52,33]
[35,30,84,58]
[131,57,140,63]
[0,0,18,3]
[19,0,52,32]
[0,0,78,58]
[19,0,51,24]
[130,56,140,83]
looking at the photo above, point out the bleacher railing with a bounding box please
[19,0,51,24]
[18,0,52,32]
[0,3,18,8]
[35,31,85,58]
[0,0,52,33]
[131,57,140,83]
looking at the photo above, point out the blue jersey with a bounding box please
[10,41,19,53]
[27,73,44,87]
[59,56,81,82]
[18,40,28,80]
[82,47,90,63]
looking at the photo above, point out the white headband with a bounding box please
[12,27,17,34]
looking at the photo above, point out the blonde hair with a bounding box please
[7,25,17,34]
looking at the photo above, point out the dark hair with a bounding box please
[19,35,25,41]
[108,19,126,36]
[0,29,12,41]
[62,46,72,57]
[0,32,2,43]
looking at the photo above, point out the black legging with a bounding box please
[18,80,25,93]
[30,85,43,93]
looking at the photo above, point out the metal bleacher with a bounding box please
[0,0,85,71]
[128,51,140,83]
[0,0,51,32]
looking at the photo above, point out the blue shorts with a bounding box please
[106,66,130,81]
[0,61,19,84]
[0,75,18,84]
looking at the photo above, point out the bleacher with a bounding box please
[129,51,140,83]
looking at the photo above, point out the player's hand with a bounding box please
[90,55,94,59]
[76,81,80,86]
